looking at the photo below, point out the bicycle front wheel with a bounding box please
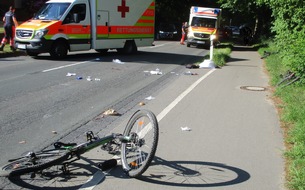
[121,109,159,178]
[0,149,69,177]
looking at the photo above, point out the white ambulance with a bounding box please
[187,6,221,47]
[15,0,155,59]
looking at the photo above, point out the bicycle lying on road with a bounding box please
[0,109,159,178]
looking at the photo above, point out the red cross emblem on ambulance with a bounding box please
[118,0,129,18]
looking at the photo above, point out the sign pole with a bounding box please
[199,35,216,68]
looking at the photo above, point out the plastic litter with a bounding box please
[150,70,162,75]
[19,141,26,144]
[66,72,76,76]
[139,102,145,106]
[95,78,101,81]
[145,96,155,100]
[77,76,83,80]
[144,68,163,75]
[112,59,125,64]
[87,76,92,81]
[181,127,192,131]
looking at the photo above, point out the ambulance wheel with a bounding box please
[118,41,137,54]
[50,40,68,59]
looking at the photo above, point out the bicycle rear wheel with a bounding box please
[121,109,159,178]
[0,149,69,177]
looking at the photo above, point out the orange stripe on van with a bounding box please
[137,19,154,23]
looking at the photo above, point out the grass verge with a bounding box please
[259,41,305,190]
[201,43,232,67]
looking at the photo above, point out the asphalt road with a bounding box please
[0,42,285,190]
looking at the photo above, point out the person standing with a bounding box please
[0,6,19,51]
[180,22,187,45]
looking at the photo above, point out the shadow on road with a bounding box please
[25,50,207,66]
[137,156,251,188]
[3,155,250,189]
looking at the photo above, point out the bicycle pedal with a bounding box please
[98,159,117,171]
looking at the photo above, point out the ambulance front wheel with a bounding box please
[50,40,68,59]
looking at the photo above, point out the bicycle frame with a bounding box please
[62,131,134,160]
[0,109,159,178]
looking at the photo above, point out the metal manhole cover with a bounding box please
[240,86,267,91]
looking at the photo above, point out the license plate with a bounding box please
[18,44,26,49]
[197,41,205,44]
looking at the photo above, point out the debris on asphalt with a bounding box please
[144,68,162,75]
[95,78,101,81]
[19,140,26,144]
[66,72,76,76]
[87,76,92,81]
[186,64,199,69]
[103,109,119,116]
[77,76,83,80]
[52,131,58,134]
[112,59,125,64]
[139,102,145,106]
[145,96,155,100]
[181,127,192,131]
[184,71,198,75]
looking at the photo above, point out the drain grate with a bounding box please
[240,86,267,91]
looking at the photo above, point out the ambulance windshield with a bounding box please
[191,17,216,28]
[34,3,70,20]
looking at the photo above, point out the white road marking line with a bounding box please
[157,69,216,122]
[42,60,95,73]
[78,69,216,189]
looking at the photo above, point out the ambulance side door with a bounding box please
[96,11,109,39]
[62,1,91,51]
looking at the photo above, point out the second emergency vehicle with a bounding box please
[15,0,155,58]
[187,6,221,48]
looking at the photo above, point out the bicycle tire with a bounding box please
[0,149,70,177]
[121,109,159,178]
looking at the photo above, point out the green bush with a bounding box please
[213,48,231,67]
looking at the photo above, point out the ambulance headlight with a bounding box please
[34,29,48,39]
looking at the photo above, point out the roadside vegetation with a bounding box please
[213,44,232,67]
[199,43,232,68]
[258,41,305,190]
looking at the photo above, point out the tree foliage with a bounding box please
[217,0,272,37]
[218,0,305,82]
[265,0,305,82]
[155,0,220,24]
[24,0,48,18]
